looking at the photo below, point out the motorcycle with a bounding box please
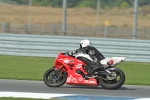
[43,52,125,90]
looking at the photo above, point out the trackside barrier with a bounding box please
[0,33,150,62]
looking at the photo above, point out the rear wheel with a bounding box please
[99,68,125,90]
[43,68,67,87]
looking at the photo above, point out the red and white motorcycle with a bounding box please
[43,52,125,90]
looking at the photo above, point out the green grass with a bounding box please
[0,55,54,80]
[0,97,62,100]
[0,98,43,100]
[117,61,150,85]
[0,55,150,85]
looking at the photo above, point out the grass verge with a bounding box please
[0,98,62,100]
[0,55,150,85]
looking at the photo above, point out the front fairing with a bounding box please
[54,53,85,70]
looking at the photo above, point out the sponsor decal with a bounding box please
[75,64,82,68]
[58,58,63,60]
[64,58,69,64]
[67,75,77,82]
[84,80,95,84]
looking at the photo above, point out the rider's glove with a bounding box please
[72,50,77,54]
[68,51,73,56]
[68,50,77,56]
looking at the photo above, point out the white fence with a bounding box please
[0,33,150,62]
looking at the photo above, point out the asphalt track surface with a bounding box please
[0,79,150,99]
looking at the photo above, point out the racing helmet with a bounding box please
[80,39,92,48]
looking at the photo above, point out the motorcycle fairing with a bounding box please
[64,57,97,86]
[66,69,98,86]
[54,53,98,86]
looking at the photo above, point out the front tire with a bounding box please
[43,68,67,87]
[99,68,125,90]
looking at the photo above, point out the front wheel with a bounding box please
[99,68,125,90]
[43,68,67,87]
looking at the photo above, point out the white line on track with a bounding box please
[0,91,150,100]
[0,91,76,99]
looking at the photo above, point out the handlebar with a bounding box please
[64,51,75,57]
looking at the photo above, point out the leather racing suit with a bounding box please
[70,46,105,73]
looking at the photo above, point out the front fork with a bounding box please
[54,65,64,75]
[54,65,63,71]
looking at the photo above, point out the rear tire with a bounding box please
[43,68,67,87]
[99,68,125,90]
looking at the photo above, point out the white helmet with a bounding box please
[80,39,92,48]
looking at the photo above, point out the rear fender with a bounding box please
[101,57,126,68]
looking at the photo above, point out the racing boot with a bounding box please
[84,66,104,79]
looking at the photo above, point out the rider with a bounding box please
[69,39,105,76]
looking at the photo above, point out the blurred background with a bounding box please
[0,0,150,39]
